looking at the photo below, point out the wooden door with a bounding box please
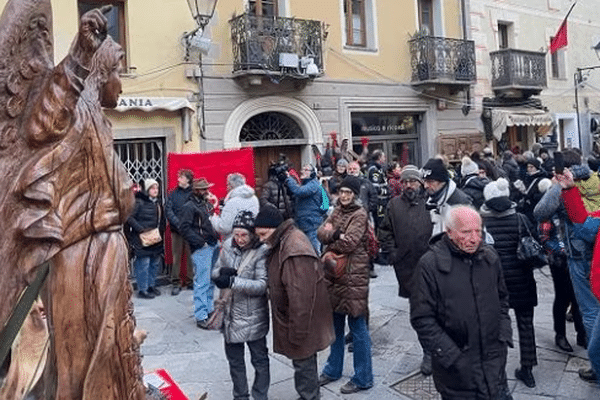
[252,146,302,197]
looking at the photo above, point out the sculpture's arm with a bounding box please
[26,8,109,144]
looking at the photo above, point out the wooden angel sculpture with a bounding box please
[0,1,145,399]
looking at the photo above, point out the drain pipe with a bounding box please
[461,0,472,117]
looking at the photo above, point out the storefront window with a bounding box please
[350,112,420,166]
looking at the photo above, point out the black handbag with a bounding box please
[516,214,547,268]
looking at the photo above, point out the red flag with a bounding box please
[550,2,576,54]
[550,20,568,54]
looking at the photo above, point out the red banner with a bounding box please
[164,148,255,267]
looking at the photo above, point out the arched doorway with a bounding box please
[240,112,304,193]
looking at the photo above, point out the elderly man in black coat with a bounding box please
[411,206,512,400]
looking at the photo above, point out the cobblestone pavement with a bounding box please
[134,265,600,400]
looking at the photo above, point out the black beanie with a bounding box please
[422,158,449,182]
[338,175,361,195]
[526,157,541,170]
[232,210,255,232]
[254,204,284,228]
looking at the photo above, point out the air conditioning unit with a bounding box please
[279,53,299,68]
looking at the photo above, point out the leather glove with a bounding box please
[332,228,342,241]
[220,267,237,277]
[213,274,233,289]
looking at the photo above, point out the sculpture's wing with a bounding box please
[0,0,54,338]
[0,0,53,153]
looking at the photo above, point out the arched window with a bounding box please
[240,112,303,142]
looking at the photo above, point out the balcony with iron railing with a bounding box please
[230,13,323,84]
[408,36,476,89]
[490,49,547,97]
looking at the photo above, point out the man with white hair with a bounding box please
[411,206,512,400]
[211,173,260,238]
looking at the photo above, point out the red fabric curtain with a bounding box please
[164,148,255,270]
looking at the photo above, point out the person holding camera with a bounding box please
[284,164,326,252]
[261,163,294,220]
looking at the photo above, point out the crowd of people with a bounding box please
[125,143,600,400]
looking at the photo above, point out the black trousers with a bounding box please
[513,306,537,367]
[549,253,585,337]
[292,354,320,400]
[224,337,270,400]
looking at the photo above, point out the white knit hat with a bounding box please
[144,178,159,192]
[538,178,553,193]
[484,178,510,201]
[461,156,479,177]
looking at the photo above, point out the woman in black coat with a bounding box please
[128,178,166,298]
[480,178,539,388]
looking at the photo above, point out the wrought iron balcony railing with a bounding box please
[408,36,476,85]
[230,13,323,76]
[490,49,547,95]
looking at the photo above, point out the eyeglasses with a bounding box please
[338,188,354,195]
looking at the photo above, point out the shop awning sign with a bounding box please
[114,97,195,113]
[491,108,554,140]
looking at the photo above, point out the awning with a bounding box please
[114,97,195,112]
[491,108,554,141]
[114,97,196,143]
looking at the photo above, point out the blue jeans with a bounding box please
[192,244,217,321]
[133,255,162,293]
[568,257,600,378]
[322,312,373,389]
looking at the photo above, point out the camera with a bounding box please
[270,155,289,183]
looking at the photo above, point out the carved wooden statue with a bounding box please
[0,1,145,399]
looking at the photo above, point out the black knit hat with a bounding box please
[526,157,541,170]
[422,158,449,182]
[232,210,255,232]
[338,175,361,195]
[254,204,284,228]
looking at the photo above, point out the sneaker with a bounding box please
[171,285,181,296]
[318,374,337,386]
[555,334,573,352]
[420,353,432,376]
[138,290,155,299]
[196,319,209,329]
[369,269,378,278]
[148,287,161,296]
[578,367,598,383]
[347,342,354,353]
[515,367,535,388]
[339,381,371,394]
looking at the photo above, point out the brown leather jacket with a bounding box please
[265,219,335,360]
[318,201,369,317]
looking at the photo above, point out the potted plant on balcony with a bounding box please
[410,28,431,81]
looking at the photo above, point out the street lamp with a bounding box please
[186,0,218,29]
[184,0,218,146]
[184,0,218,60]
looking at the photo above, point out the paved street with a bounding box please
[134,265,600,400]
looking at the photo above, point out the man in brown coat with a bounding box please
[254,204,335,400]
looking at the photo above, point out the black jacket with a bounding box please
[481,200,538,309]
[127,191,166,258]
[378,191,432,298]
[165,186,192,234]
[411,235,512,399]
[180,195,218,253]
[460,174,490,210]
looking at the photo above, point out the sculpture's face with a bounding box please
[101,64,123,108]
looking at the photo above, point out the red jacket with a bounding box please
[562,187,600,300]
